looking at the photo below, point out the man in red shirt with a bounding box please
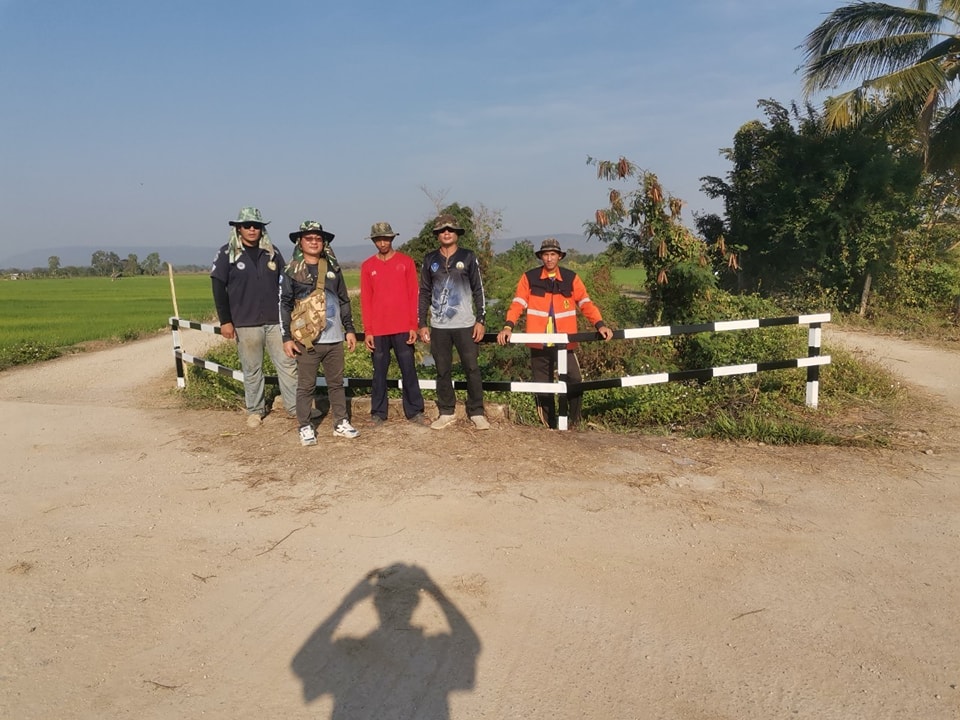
[360,222,430,426]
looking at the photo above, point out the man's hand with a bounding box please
[497,326,512,346]
[220,322,236,340]
[418,326,431,343]
[364,334,375,352]
[599,326,614,341]
[283,340,300,358]
[345,332,357,352]
[472,322,485,343]
[406,329,417,345]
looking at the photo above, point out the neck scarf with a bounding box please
[228,228,275,265]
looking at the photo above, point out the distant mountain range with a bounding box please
[0,234,605,271]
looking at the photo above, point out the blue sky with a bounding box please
[0,0,840,263]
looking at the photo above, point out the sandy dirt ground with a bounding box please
[1,327,958,719]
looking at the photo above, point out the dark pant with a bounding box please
[370,333,425,420]
[530,347,583,428]
[296,342,347,427]
[431,326,484,416]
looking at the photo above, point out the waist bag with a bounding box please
[290,259,327,346]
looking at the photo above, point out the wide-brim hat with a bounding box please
[535,237,566,259]
[289,220,334,244]
[228,206,270,227]
[432,213,465,235]
[367,221,399,240]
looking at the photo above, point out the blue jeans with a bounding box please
[371,333,425,420]
[235,324,298,416]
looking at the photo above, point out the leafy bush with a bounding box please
[0,340,63,370]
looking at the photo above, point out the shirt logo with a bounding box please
[326,271,335,279]
[236,261,246,270]
[455,261,465,270]
[430,262,440,272]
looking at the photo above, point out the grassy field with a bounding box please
[0,274,217,348]
[611,266,646,291]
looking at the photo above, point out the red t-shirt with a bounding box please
[360,252,420,336]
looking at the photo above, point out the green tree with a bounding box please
[47,255,61,276]
[142,252,162,275]
[584,157,724,324]
[801,1,960,170]
[123,253,141,276]
[699,100,922,310]
[91,250,122,276]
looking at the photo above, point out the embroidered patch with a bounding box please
[430,262,440,272]
[456,261,465,270]
[326,271,336,279]
[236,261,246,270]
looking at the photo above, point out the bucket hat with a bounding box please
[367,221,399,240]
[432,213,465,236]
[535,237,566,259]
[228,207,270,228]
[289,220,335,244]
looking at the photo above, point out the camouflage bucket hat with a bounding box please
[228,206,270,227]
[289,220,335,244]
[432,213,465,235]
[535,237,566,259]
[367,221,399,240]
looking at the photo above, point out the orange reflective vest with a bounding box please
[504,266,605,349]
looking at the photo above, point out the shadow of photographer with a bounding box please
[291,563,481,719]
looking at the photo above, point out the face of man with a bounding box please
[238,222,264,247]
[540,250,561,272]
[436,228,459,249]
[372,236,393,257]
[299,233,325,260]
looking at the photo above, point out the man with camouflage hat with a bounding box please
[360,222,430,426]
[497,237,613,429]
[211,207,298,428]
[418,213,489,430]
[280,221,360,445]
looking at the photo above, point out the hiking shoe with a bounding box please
[431,414,456,430]
[333,419,360,439]
[299,424,317,446]
[246,413,263,428]
[407,413,431,426]
[369,415,386,426]
[470,415,490,431]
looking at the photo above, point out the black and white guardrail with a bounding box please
[170,313,830,431]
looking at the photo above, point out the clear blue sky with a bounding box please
[0,0,840,262]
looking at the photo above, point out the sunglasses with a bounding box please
[239,222,264,230]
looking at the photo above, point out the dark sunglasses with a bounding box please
[239,222,264,230]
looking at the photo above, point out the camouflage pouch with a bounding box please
[290,259,327,346]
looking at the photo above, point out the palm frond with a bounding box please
[937,0,960,23]
[804,33,938,93]
[927,99,960,169]
[804,2,941,58]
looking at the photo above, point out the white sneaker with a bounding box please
[246,413,262,428]
[333,419,359,439]
[470,415,490,431]
[431,414,456,430]
[299,425,317,446]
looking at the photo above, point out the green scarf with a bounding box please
[227,228,276,265]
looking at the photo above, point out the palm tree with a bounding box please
[801,1,960,170]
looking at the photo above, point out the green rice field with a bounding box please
[0,270,364,350]
[0,274,217,348]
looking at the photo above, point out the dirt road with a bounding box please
[1,328,958,719]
